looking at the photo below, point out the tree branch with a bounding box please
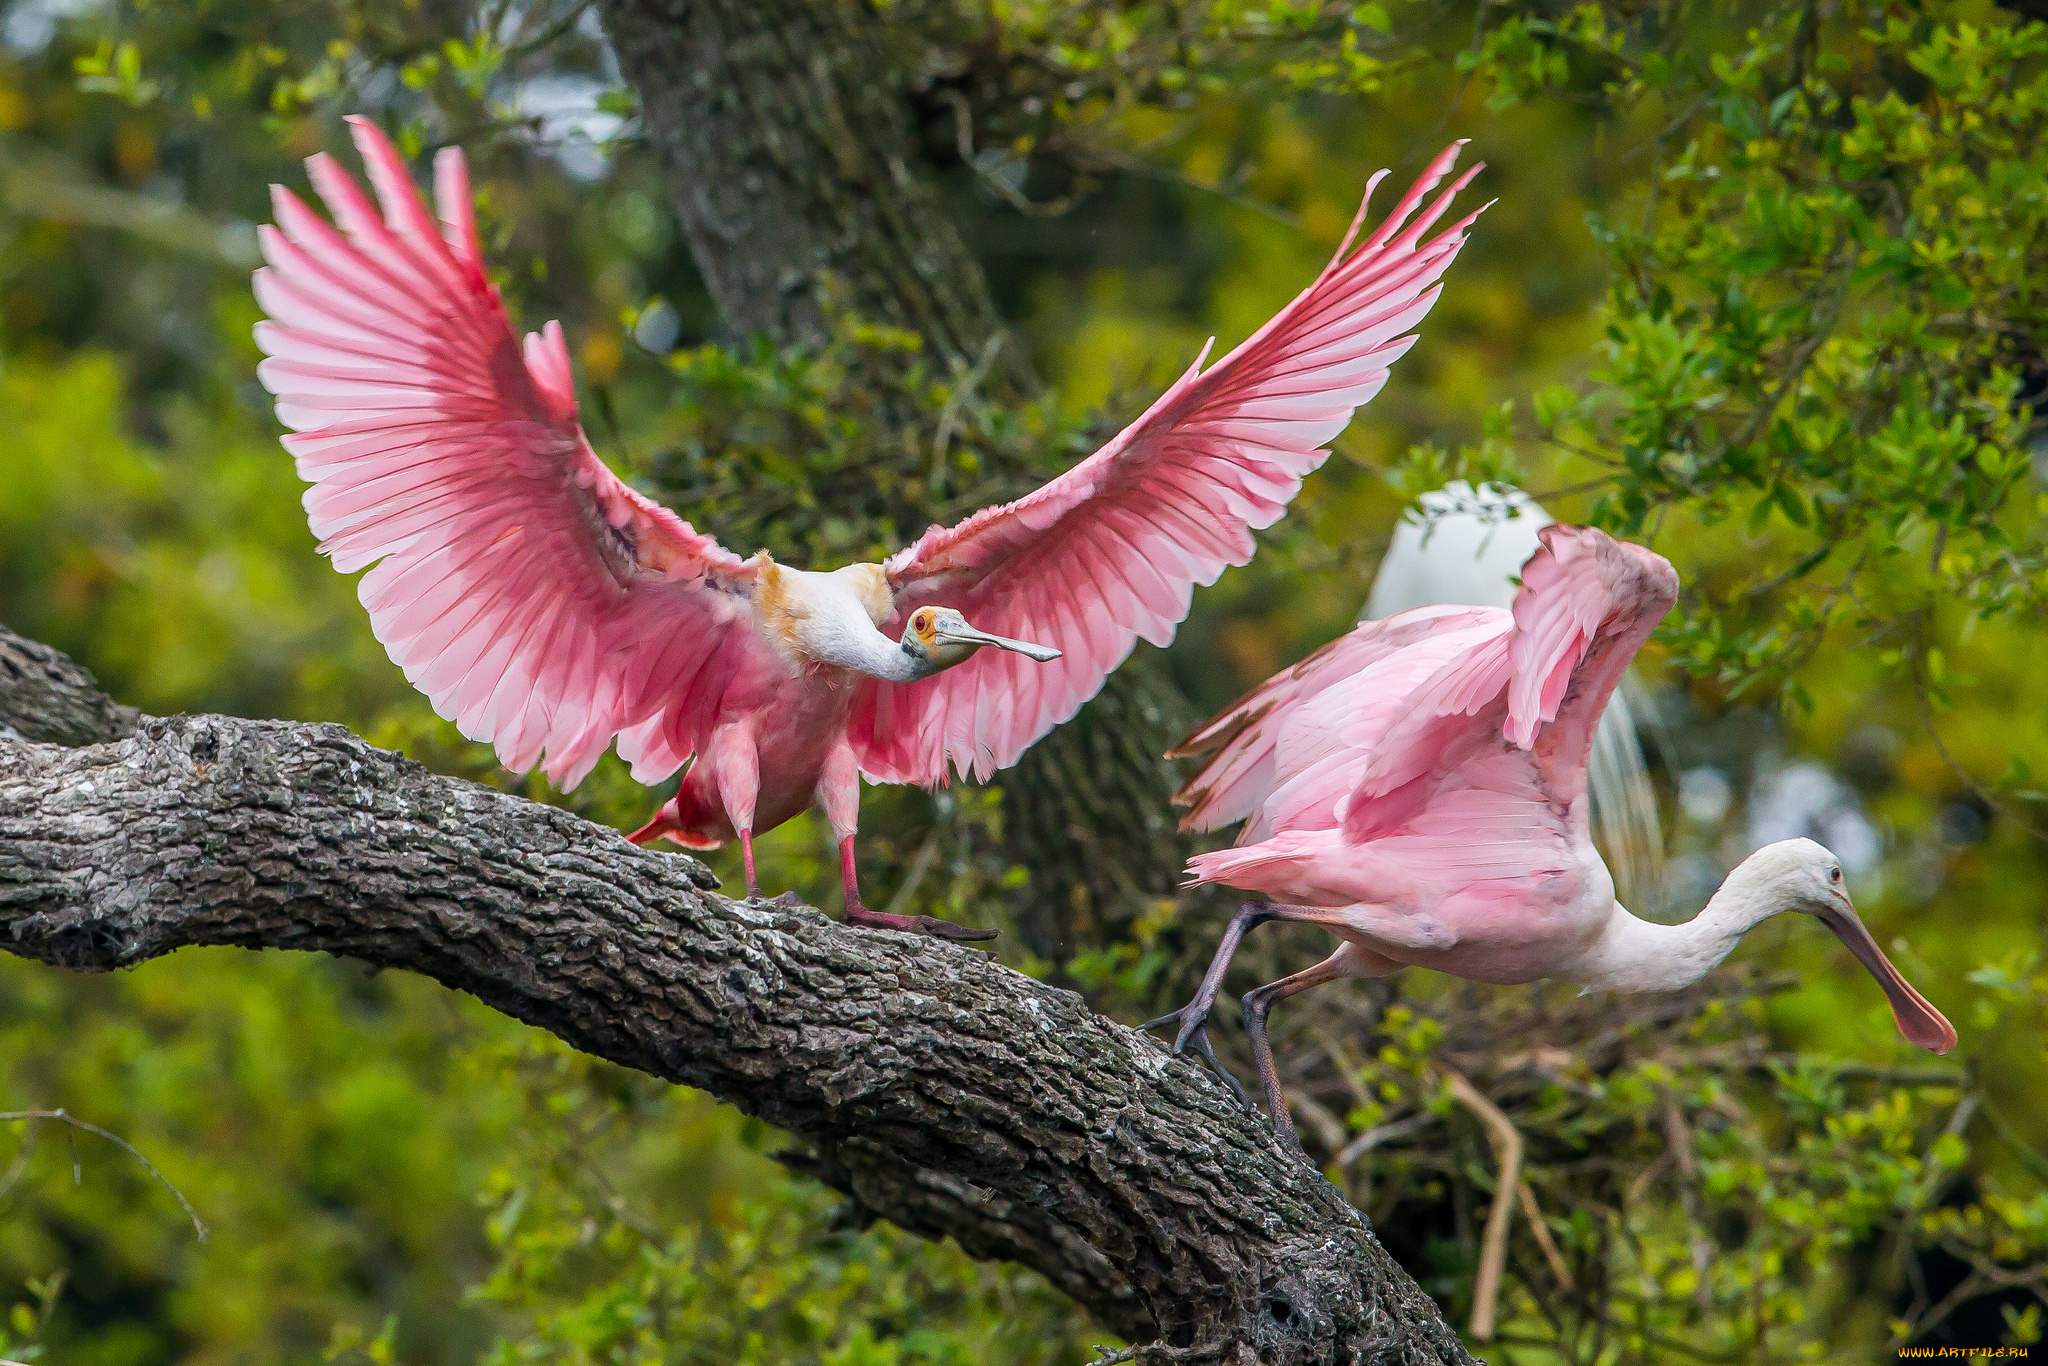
[0,626,1472,1365]
[0,627,138,747]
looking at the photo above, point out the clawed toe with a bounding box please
[1183,1023,1251,1107]
[1141,1002,1251,1108]
[1141,999,1213,1054]
[917,916,999,942]
[1139,1008,1185,1034]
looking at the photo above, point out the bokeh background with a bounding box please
[1,1,2044,1362]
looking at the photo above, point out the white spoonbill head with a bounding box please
[1749,837,1957,1054]
[903,605,1062,672]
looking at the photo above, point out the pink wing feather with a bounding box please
[850,143,1490,785]
[1183,526,1676,895]
[1169,603,1500,839]
[1338,525,1677,841]
[254,117,758,789]
[1180,526,1675,847]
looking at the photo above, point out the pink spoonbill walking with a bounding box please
[252,117,1488,939]
[1152,524,1956,1143]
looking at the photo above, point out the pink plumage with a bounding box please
[255,118,758,794]
[1179,526,1671,906]
[1156,525,1953,1148]
[855,141,1488,785]
[254,116,1485,938]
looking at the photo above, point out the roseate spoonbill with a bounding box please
[1365,481,1664,910]
[251,117,1487,939]
[1151,525,1955,1144]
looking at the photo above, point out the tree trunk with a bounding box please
[0,624,1475,1366]
[599,0,1210,963]
[599,0,1020,386]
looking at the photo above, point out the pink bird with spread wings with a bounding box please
[1154,525,1956,1144]
[253,116,1485,940]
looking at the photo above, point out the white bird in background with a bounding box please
[1363,482,1665,908]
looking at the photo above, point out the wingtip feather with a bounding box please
[433,145,482,267]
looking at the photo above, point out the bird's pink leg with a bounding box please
[1142,903,1275,1104]
[819,743,995,943]
[712,727,761,901]
[739,830,759,900]
[1242,943,1384,1153]
[836,833,861,907]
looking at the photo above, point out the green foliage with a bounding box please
[463,1041,1090,1366]
[633,305,1082,576]
[0,351,404,723]
[0,946,517,1365]
[1412,5,2048,731]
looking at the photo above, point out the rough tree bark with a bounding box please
[598,0,1213,962]
[0,628,139,747]
[0,625,1474,1366]
[598,0,1022,385]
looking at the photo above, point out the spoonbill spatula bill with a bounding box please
[252,117,1487,939]
[1155,525,1955,1144]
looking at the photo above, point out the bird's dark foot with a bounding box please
[1141,998,1251,1108]
[844,905,998,942]
[1259,1090,1308,1156]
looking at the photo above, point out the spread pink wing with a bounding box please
[1339,525,1677,841]
[849,143,1490,785]
[1260,612,1512,841]
[1168,603,1499,838]
[254,117,759,790]
[1187,527,1674,897]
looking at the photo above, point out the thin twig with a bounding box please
[936,90,1082,218]
[1906,608,2045,841]
[0,1110,208,1241]
[1725,252,1857,455]
[506,0,595,60]
[0,1119,37,1203]
[1446,1071,1522,1341]
[1334,1110,1441,1167]
[1513,1181,1575,1292]
[1741,1057,1966,1086]
[1897,1267,1994,1350]
[931,333,1007,481]
[1085,146,1302,229]
[1660,1087,1713,1312]
[1982,1101,2048,1184]
[1624,1148,1673,1209]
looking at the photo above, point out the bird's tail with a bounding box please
[627,787,728,850]
[1184,839,1302,891]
